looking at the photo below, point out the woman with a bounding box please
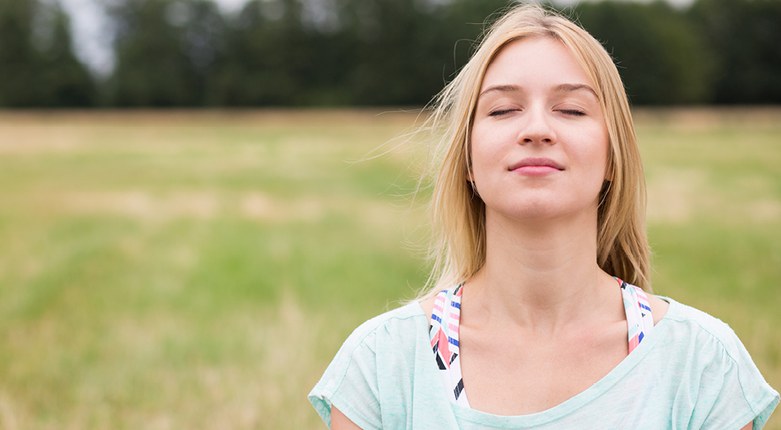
[309,4,779,429]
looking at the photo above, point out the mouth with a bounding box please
[508,157,564,173]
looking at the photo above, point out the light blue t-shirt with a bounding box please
[309,298,779,429]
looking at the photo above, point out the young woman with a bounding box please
[309,4,779,429]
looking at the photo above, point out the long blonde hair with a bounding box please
[420,3,650,296]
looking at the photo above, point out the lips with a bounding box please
[508,157,564,172]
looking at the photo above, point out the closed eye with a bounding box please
[560,109,586,116]
[489,108,519,117]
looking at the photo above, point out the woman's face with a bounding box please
[470,36,609,223]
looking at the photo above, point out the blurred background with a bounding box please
[1,0,780,107]
[0,0,779,428]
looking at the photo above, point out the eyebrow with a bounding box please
[478,84,521,97]
[554,83,598,98]
[478,83,598,98]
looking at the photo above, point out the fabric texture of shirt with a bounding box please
[309,297,779,429]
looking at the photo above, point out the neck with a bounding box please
[463,209,621,334]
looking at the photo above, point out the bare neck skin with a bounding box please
[462,208,624,336]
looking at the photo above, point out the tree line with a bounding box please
[1,0,779,108]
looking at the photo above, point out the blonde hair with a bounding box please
[420,3,650,296]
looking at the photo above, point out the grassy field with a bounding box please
[0,108,778,429]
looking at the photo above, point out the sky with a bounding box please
[58,0,695,77]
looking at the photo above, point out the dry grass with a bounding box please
[0,108,779,429]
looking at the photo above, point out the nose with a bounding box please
[517,107,555,145]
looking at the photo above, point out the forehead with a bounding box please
[479,36,593,92]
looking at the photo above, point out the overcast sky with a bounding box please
[59,0,695,77]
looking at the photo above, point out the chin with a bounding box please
[487,198,599,224]
[490,201,559,221]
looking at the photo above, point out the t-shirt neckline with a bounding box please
[414,295,680,427]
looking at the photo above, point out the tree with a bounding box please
[0,0,42,106]
[38,2,97,107]
[0,0,95,107]
[178,0,227,106]
[209,0,310,105]
[333,0,509,106]
[689,0,781,103]
[573,0,715,105]
[5,0,778,107]
[107,0,199,106]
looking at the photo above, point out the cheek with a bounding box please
[469,137,502,187]
[470,124,508,170]
[578,126,610,175]
[566,130,610,191]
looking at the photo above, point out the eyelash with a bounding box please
[488,108,517,117]
[488,108,586,117]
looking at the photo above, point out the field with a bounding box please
[0,108,779,429]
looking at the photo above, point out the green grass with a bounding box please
[0,108,778,429]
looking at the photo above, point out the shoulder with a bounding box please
[647,294,669,325]
[312,301,428,389]
[339,301,428,353]
[659,298,746,353]
[309,302,430,429]
[653,298,780,428]
[419,294,436,320]
[621,282,669,324]
[655,297,753,362]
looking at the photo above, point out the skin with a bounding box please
[331,406,361,430]
[332,36,752,429]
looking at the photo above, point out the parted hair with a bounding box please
[420,3,651,297]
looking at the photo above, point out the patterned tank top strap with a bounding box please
[428,284,469,405]
[618,278,655,354]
